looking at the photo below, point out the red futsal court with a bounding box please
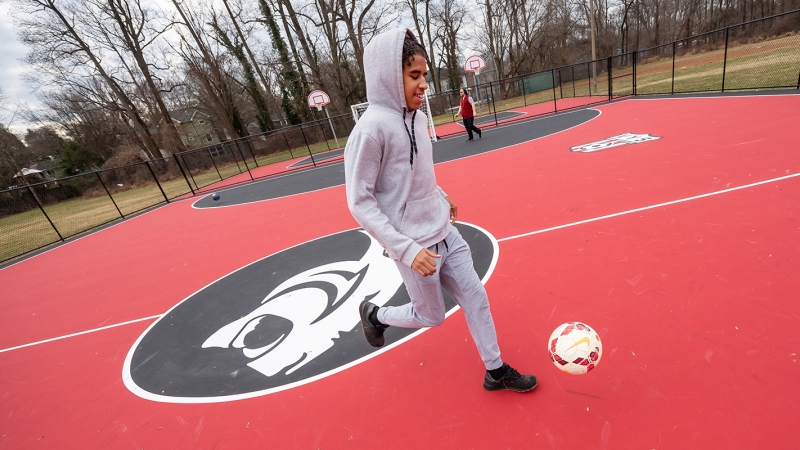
[1,93,799,449]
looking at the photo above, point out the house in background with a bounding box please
[160,108,226,151]
[12,161,58,188]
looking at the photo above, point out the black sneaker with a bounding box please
[483,364,537,392]
[477,130,482,139]
[359,299,389,347]
[466,138,474,142]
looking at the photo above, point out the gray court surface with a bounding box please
[194,108,599,208]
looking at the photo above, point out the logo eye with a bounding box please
[232,314,293,359]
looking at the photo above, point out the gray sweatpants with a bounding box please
[377,225,503,370]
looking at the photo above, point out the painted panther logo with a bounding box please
[570,133,661,152]
[122,222,497,403]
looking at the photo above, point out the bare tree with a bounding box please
[433,0,469,91]
[208,8,275,132]
[14,0,161,157]
[405,0,442,93]
[91,0,188,151]
[170,0,247,138]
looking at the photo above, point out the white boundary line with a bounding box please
[628,92,800,101]
[497,172,800,243]
[0,315,163,354]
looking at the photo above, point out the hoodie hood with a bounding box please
[364,28,410,110]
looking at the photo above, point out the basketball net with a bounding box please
[350,90,438,142]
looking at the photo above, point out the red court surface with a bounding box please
[2,94,799,449]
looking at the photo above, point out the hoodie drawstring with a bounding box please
[403,107,418,166]
[434,239,448,255]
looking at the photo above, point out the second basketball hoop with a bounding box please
[464,55,486,76]
[307,90,341,150]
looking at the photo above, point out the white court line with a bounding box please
[5,172,797,355]
[0,315,162,354]
[497,172,800,242]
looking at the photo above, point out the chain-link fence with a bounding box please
[3,10,798,264]
[173,113,356,194]
[0,156,193,264]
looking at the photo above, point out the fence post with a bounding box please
[671,41,676,95]
[227,142,245,174]
[490,80,499,126]
[722,27,730,92]
[27,184,63,241]
[243,137,259,168]
[551,69,558,113]
[444,93,454,123]
[145,160,169,203]
[319,121,332,152]
[206,148,223,182]
[572,66,576,97]
[240,140,256,181]
[179,153,200,192]
[520,76,527,106]
[229,141,254,181]
[94,171,124,219]
[607,56,613,101]
[282,129,294,159]
[299,124,316,167]
[632,51,637,96]
[174,153,195,195]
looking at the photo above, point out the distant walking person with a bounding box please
[455,88,482,142]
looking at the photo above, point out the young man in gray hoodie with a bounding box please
[344,29,536,393]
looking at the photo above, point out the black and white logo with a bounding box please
[123,222,498,403]
[570,133,661,152]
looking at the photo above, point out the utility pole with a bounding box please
[588,0,598,92]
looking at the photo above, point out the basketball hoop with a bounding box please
[307,90,331,110]
[464,55,486,75]
[307,90,341,149]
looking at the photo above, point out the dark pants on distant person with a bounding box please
[463,116,481,140]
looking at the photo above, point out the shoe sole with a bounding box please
[483,384,537,393]
[483,377,538,393]
[359,300,384,348]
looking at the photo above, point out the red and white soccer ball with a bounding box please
[548,322,602,375]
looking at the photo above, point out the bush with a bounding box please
[61,141,105,176]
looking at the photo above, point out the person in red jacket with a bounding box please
[455,88,482,142]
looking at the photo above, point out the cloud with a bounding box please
[0,3,40,132]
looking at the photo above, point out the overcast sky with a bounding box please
[0,3,40,134]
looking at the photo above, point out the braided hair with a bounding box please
[402,30,428,67]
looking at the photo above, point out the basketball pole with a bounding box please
[322,106,340,149]
[424,89,437,142]
[473,70,482,116]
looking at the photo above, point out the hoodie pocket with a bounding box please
[398,192,449,241]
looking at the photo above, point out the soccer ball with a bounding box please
[548,322,602,375]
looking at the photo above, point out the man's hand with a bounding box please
[412,248,441,277]
[445,196,458,224]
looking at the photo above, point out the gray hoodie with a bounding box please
[344,29,451,268]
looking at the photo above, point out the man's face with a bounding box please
[460,89,465,98]
[403,55,428,111]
